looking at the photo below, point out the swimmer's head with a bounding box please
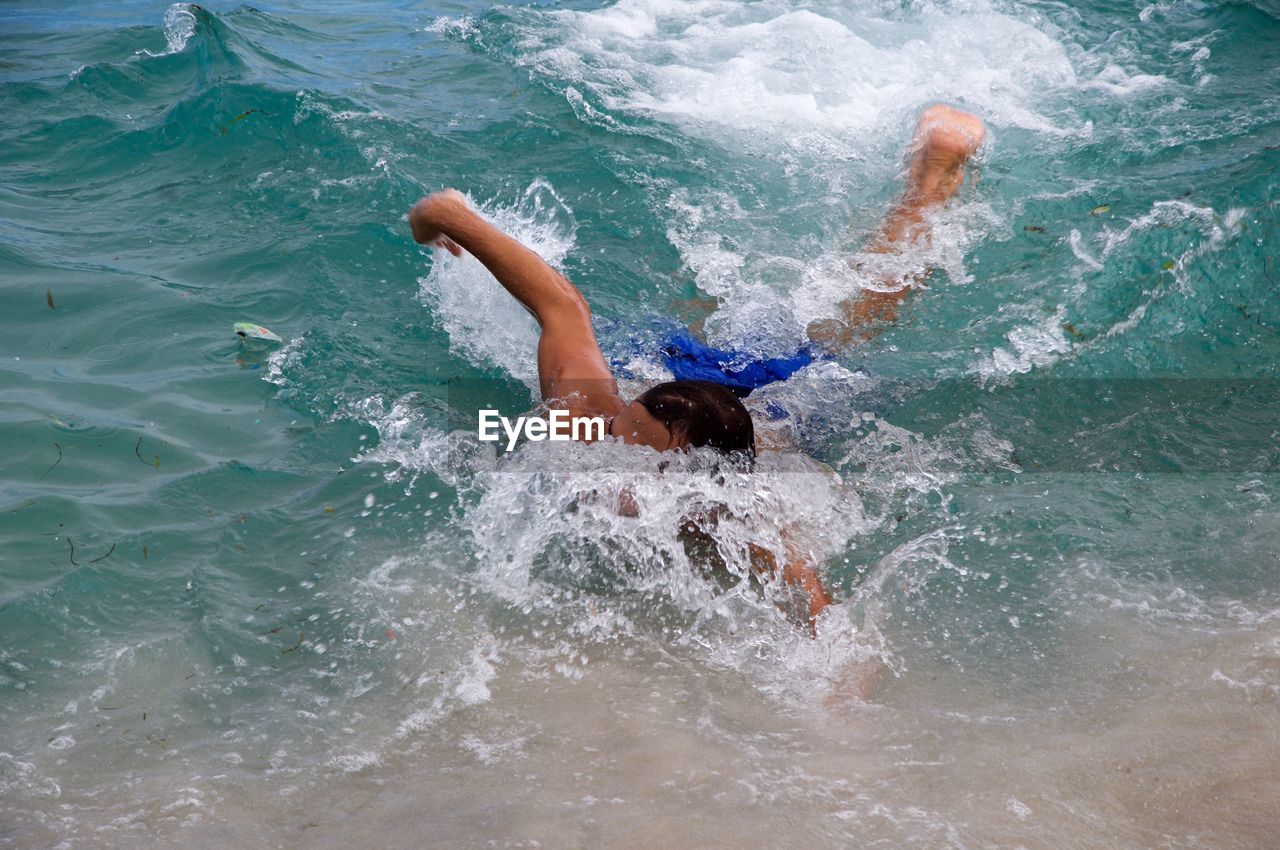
[610,380,755,458]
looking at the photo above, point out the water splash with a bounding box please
[141,4,198,58]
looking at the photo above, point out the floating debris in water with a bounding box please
[46,289,55,310]
[219,108,261,136]
[234,322,282,344]
[38,442,62,481]
[1089,204,1111,216]
[134,435,161,468]
[1023,225,1046,233]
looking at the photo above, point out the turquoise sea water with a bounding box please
[3,0,1280,846]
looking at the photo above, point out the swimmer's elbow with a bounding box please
[529,274,591,331]
[617,488,640,518]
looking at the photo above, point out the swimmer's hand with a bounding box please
[409,189,464,256]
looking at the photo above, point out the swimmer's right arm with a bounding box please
[748,540,832,636]
[409,190,622,417]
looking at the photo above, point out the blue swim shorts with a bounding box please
[658,325,818,397]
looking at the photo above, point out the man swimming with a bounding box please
[409,104,984,630]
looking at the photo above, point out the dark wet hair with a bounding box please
[636,380,755,458]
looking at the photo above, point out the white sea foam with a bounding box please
[141,4,198,58]
[422,16,478,39]
[349,394,455,487]
[520,0,1081,147]
[1083,63,1169,96]
[263,336,302,386]
[973,308,1073,378]
[327,750,382,773]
